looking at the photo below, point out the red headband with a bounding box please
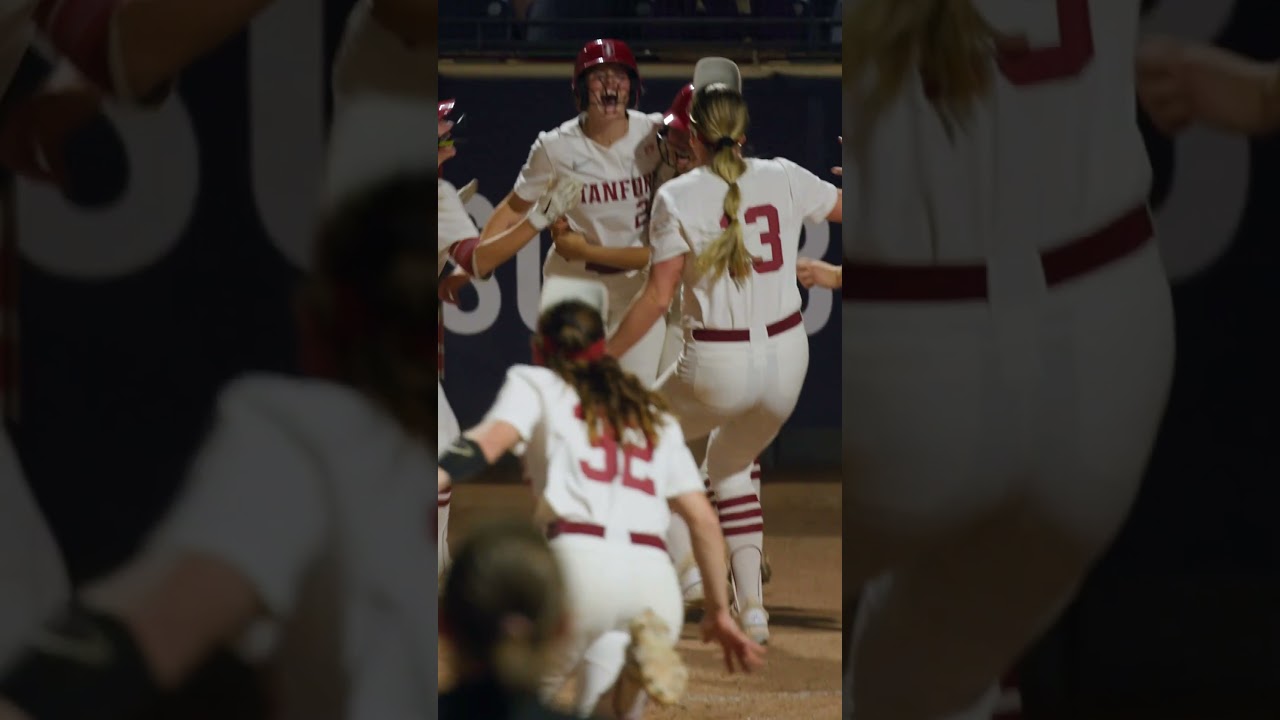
[532,337,607,367]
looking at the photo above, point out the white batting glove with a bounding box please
[457,178,479,203]
[527,177,584,231]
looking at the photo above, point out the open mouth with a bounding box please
[602,90,621,109]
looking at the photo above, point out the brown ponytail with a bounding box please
[535,300,669,447]
[689,84,753,284]
[847,0,998,144]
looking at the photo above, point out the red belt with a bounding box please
[691,311,804,342]
[546,520,667,551]
[842,205,1153,302]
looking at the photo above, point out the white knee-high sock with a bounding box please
[715,470,764,610]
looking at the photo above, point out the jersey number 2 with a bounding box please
[575,406,656,496]
[720,204,783,274]
[996,0,1094,85]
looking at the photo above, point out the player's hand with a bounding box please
[1137,36,1194,136]
[457,178,479,204]
[439,267,471,305]
[0,83,101,189]
[797,257,841,290]
[831,136,841,177]
[701,608,766,674]
[528,177,584,231]
[552,228,592,262]
[437,467,450,494]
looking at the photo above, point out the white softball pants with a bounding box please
[541,535,683,716]
[841,239,1175,719]
[658,320,809,500]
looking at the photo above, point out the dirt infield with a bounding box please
[439,471,842,720]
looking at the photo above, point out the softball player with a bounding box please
[607,76,843,645]
[554,67,766,609]
[438,520,583,720]
[843,1,1174,718]
[437,279,765,719]
[479,38,670,387]
[647,68,773,607]
[436,100,582,578]
[0,97,435,720]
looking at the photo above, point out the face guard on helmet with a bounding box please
[658,83,695,169]
[572,39,642,112]
[438,99,467,148]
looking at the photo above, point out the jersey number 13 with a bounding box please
[721,204,783,274]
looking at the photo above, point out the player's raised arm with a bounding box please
[438,366,545,492]
[1138,35,1280,136]
[551,222,651,271]
[606,184,685,358]
[468,178,584,277]
[481,135,556,242]
[33,0,275,103]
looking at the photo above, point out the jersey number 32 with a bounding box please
[575,406,656,496]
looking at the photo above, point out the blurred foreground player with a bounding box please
[844,0,1174,718]
[0,96,434,720]
[438,519,585,720]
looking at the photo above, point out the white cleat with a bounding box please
[625,609,688,706]
[738,602,770,646]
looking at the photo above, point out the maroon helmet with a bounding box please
[572,39,642,108]
[662,83,694,134]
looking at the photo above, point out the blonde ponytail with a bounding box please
[689,85,754,284]
[848,0,997,144]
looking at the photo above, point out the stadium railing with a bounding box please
[440,13,842,62]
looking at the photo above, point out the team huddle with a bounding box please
[436,40,842,718]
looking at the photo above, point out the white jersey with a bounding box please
[848,0,1148,263]
[482,365,704,538]
[150,374,434,720]
[650,157,839,330]
[331,0,430,113]
[513,110,664,255]
[437,178,480,276]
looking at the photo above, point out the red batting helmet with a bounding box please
[438,99,466,147]
[572,39,642,108]
[662,84,694,134]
